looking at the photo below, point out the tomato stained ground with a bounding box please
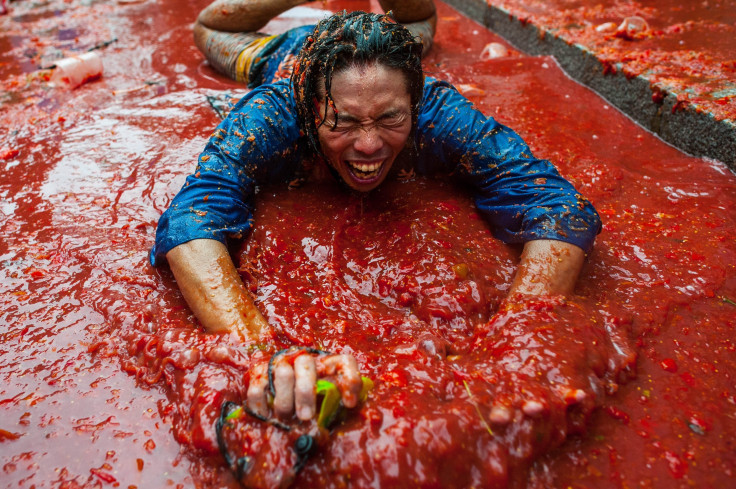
[1,0,735,488]
[490,0,736,121]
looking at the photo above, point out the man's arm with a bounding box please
[166,239,270,341]
[192,0,308,78]
[507,239,586,299]
[415,79,602,286]
[166,239,363,421]
[196,0,306,33]
[195,0,437,33]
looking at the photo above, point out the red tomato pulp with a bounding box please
[1,0,735,487]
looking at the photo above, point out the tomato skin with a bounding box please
[660,358,678,373]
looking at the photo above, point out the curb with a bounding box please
[443,0,736,170]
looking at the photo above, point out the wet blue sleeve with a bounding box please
[416,78,601,251]
[150,81,303,266]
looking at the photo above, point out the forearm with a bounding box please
[507,239,586,299]
[166,239,270,341]
[197,0,306,32]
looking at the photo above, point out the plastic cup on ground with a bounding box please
[50,51,104,89]
[480,42,509,61]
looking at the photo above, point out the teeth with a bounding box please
[350,161,381,172]
[348,160,382,178]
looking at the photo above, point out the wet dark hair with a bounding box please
[291,10,425,157]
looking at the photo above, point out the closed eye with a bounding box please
[330,111,409,132]
[377,112,408,128]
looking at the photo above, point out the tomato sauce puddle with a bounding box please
[1,0,735,488]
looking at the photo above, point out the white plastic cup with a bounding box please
[616,16,649,40]
[50,51,103,89]
[480,42,509,61]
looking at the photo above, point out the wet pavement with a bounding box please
[1,0,736,488]
[444,0,736,167]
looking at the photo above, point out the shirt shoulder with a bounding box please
[204,80,304,181]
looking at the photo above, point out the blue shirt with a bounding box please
[151,76,601,266]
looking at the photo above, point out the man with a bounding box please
[152,0,601,427]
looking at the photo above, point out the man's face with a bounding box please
[316,63,413,193]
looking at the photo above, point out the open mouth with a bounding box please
[346,160,384,180]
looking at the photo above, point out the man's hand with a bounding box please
[471,240,636,433]
[472,297,636,436]
[247,350,363,421]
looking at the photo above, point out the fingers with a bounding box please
[247,354,312,420]
[247,362,269,417]
[489,405,512,425]
[247,351,364,422]
[521,400,547,418]
[562,388,587,405]
[294,354,317,420]
[317,354,362,408]
[486,385,593,432]
[272,360,295,418]
[487,399,549,426]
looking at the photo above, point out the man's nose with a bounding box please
[352,126,384,155]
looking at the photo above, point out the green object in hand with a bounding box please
[224,405,243,421]
[359,376,374,402]
[316,380,341,428]
[316,377,374,428]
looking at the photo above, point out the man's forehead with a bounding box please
[321,88,410,121]
[315,63,410,97]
